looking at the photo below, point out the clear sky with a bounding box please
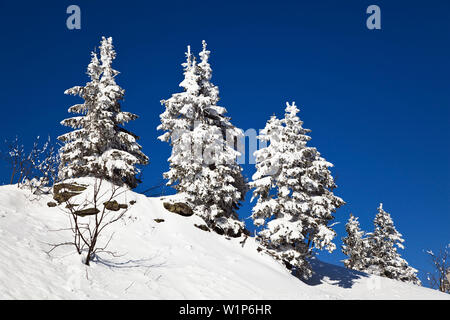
[0,0,448,287]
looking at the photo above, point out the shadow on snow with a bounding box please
[301,258,368,289]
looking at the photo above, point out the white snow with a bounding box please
[0,183,447,300]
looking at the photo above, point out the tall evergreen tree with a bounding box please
[58,36,148,188]
[158,42,247,237]
[342,214,368,271]
[365,203,421,285]
[251,102,344,278]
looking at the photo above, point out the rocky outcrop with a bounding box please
[53,183,87,194]
[53,182,87,204]
[103,200,128,211]
[73,208,100,217]
[53,191,79,204]
[104,200,120,211]
[163,202,193,217]
[194,224,210,232]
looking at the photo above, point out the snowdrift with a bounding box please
[0,182,447,300]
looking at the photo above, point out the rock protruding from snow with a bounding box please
[53,182,87,204]
[163,202,194,217]
[104,200,128,211]
[73,207,100,217]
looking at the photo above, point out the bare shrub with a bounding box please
[49,179,130,266]
[426,244,450,294]
[1,136,59,193]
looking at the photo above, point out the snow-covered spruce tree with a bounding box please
[365,203,421,285]
[342,214,368,271]
[250,102,344,278]
[58,37,148,189]
[158,42,247,237]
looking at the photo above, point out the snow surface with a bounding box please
[0,182,447,300]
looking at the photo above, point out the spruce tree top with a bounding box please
[373,203,405,249]
[58,36,148,189]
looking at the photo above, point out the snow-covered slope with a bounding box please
[0,183,447,300]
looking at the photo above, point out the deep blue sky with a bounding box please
[0,1,448,287]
